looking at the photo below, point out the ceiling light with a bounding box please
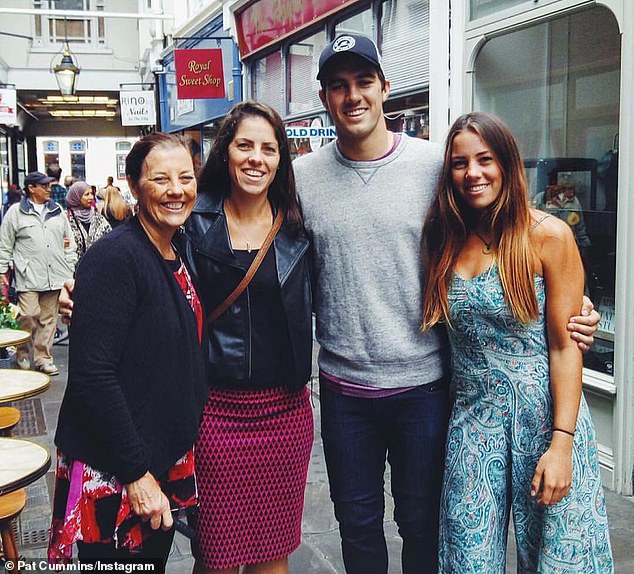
[49,109,116,118]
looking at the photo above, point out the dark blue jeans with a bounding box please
[320,376,450,574]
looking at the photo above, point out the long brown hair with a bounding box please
[103,185,130,221]
[197,101,304,235]
[422,112,538,330]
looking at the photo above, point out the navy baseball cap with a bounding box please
[25,171,54,186]
[317,33,383,81]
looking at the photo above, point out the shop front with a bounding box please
[449,0,634,494]
[0,83,28,210]
[227,0,433,157]
[158,14,243,166]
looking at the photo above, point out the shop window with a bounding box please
[0,132,9,203]
[252,50,283,116]
[69,140,86,180]
[380,0,430,92]
[115,141,132,181]
[288,30,327,115]
[335,8,374,36]
[44,140,59,170]
[473,5,620,376]
[470,0,528,20]
[286,116,334,160]
[16,142,26,188]
[33,0,105,47]
[202,122,220,164]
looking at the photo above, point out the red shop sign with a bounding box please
[236,0,360,58]
[174,49,225,100]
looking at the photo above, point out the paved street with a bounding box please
[6,341,634,573]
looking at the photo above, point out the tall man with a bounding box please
[293,33,599,574]
[0,171,76,375]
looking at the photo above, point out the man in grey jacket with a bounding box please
[0,171,76,375]
[293,33,599,574]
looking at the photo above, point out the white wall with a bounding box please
[36,136,138,194]
[0,0,143,92]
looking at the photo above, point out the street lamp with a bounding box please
[53,42,80,96]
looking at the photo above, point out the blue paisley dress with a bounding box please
[439,264,613,573]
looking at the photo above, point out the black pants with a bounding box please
[77,528,175,574]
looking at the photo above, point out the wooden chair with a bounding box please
[0,488,27,572]
[0,407,21,437]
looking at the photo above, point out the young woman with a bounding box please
[422,112,613,573]
[102,184,132,228]
[185,101,313,574]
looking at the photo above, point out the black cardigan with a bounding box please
[55,218,209,484]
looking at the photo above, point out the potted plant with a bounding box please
[0,283,20,368]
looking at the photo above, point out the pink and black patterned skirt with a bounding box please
[193,385,313,569]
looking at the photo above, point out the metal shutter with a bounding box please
[381,0,430,93]
[253,50,283,114]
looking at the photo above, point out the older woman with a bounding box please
[186,101,313,574]
[65,180,111,263]
[49,133,209,571]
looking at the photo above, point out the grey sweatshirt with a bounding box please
[294,134,448,389]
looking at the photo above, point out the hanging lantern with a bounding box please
[53,43,80,96]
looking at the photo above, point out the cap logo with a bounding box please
[333,36,356,52]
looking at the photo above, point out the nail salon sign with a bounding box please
[174,49,225,100]
[120,91,156,126]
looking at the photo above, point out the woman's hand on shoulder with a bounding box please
[126,471,173,530]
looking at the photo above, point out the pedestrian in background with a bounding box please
[65,181,111,265]
[186,101,313,574]
[422,111,613,573]
[0,171,76,376]
[2,184,22,217]
[49,133,208,572]
[102,184,132,228]
[47,164,67,208]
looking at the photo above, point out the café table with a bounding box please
[0,329,30,350]
[0,370,50,405]
[0,437,51,497]
[0,437,51,572]
[0,331,50,570]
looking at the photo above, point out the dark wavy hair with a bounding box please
[125,132,190,190]
[197,101,304,234]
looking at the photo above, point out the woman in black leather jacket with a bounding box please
[185,101,313,574]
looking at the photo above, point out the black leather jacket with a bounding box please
[184,193,312,391]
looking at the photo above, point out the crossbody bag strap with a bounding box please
[207,209,284,323]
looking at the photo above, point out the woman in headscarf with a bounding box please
[65,181,111,264]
